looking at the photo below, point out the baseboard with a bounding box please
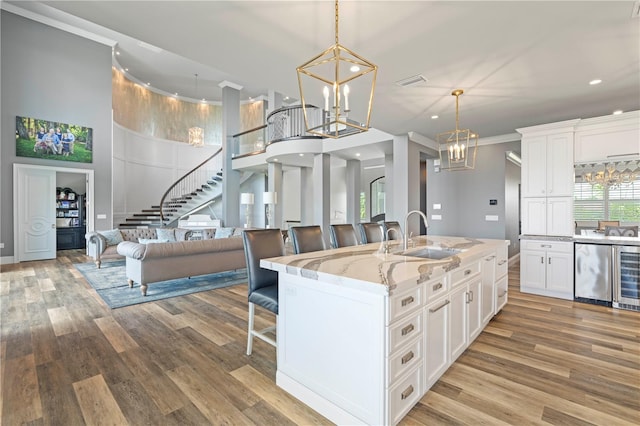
[0,255,16,265]
[508,253,520,268]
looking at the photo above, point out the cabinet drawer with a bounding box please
[388,311,422,354]
[389,285,423,323]
[451,261,480,286]
[388,338,422,386]
[521,240,572,253]
[425,275,448,304]
[389,366,422,426]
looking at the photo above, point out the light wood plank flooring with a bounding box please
[1,250,638,425]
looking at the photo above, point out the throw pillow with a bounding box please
[214,227,235,239]
[156,228,177,242]
[99,229,123,246]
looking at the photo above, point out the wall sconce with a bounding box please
[263,192,277,228]
[240,193,254,228]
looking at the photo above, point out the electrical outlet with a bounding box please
[97,214,107,219]
[0,243,4,249]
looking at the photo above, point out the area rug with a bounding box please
[74,260,247,309]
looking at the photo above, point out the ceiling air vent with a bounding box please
[395,74,428,87]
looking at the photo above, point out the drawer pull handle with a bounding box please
[401,385,414,400]
[464,269,472,276]
[433,282,443,291]
[401,296,415,307]
[608,153,639,158]
[401,351,415,364]
[401,324,415,336]
[498,291,507,298]
[485,255,496,261]
[497,260,507,265]
[429,299,450,313]
[540,244,552,248]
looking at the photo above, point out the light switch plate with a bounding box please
[97,214,107,219]
[485,215,499,221]
[433,203,441,210]
[431,214,442,220]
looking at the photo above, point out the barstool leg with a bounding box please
[246,302,255,355]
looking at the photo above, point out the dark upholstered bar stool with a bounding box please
[358,222,384,244]
[290,225,327,254]
[383,221,403,240]
[329,224,359,248]
[242,229,285,355]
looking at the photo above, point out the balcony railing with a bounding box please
[233,104,323,157]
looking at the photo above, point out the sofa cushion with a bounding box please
[138,238,172,244]
[156,228,177,242]
[99,229,123,246]
[214,227,235,239]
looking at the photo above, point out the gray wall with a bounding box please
[504,157,521,257]
[426,141,521,253]
[1,11,113,257]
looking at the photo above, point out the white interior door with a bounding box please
[15,165,57,261]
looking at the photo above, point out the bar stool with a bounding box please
[329,224,359,248]
[383,221,403,240]
[290,225,327,254]
[242,229,285,355]
[358,222,384,244]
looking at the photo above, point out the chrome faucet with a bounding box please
[404,210,429,250]
[383,228,399,254]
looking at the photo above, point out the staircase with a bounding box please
[118,148,223,229]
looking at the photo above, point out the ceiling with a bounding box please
[6,1,640,142]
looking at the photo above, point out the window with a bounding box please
[574,180,640,222]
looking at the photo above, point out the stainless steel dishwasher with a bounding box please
[574,243,613,306]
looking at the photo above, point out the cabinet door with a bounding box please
[466,279,483,342]
[424,297,450,388]
[481,254,496,325]
[546,251,574,296]
[546,132,574,197]
[521,248,546,290]
[546,197,573,236]
[521,198,547,235]
[522,136,547,197]
[449,285,467,362]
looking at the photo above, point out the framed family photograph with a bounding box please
[15,116,93,163]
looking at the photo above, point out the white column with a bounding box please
[313,153,331,242]
[300,167,313,225]
[220,81,242,227]
[346,159,361,225]
[267,161,283,229]
[384,154,394,220]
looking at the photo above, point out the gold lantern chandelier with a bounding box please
[296,0,378,139]
[437,89,478,170]
[188,73,204,147]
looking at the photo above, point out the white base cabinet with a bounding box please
[276,245,509,425]
[521,239,574,300]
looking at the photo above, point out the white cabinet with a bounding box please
[449,263,482,363]
[495,246,508,313]
[522,197,573,236]
[574,112,640,163]
[519,122,577,238]
[522,132,574,197]
[424,296,450,389]
[520,239,574,300]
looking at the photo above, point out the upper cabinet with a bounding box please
[521,132,574,197]
[574,111,640,163]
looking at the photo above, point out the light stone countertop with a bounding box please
[260,235,509,293]
[520,233,640,246]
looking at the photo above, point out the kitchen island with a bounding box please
[260,235,509,425]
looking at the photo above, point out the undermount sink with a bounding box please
[399,247,463,260]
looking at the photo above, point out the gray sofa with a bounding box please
[116,237,247,296]
[85,228,192,268]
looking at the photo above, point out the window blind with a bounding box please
[608,180,640,221]
[574,182,604,220]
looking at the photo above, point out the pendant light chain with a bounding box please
[335,0,339,45]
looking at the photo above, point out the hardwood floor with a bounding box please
[1,250,638,425]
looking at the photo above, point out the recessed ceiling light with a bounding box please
[115,51,120,55]
[146,82,150,86]
[431,115,439,119]
[613,110,623,115]
[125,68,129,71]
[589,79,602,85]
[350,65,360,73]
[273,158,279,162]
[174,93,178,96]
[284,96,289,100]
[355,153,361,157]
[299,153,304,157]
